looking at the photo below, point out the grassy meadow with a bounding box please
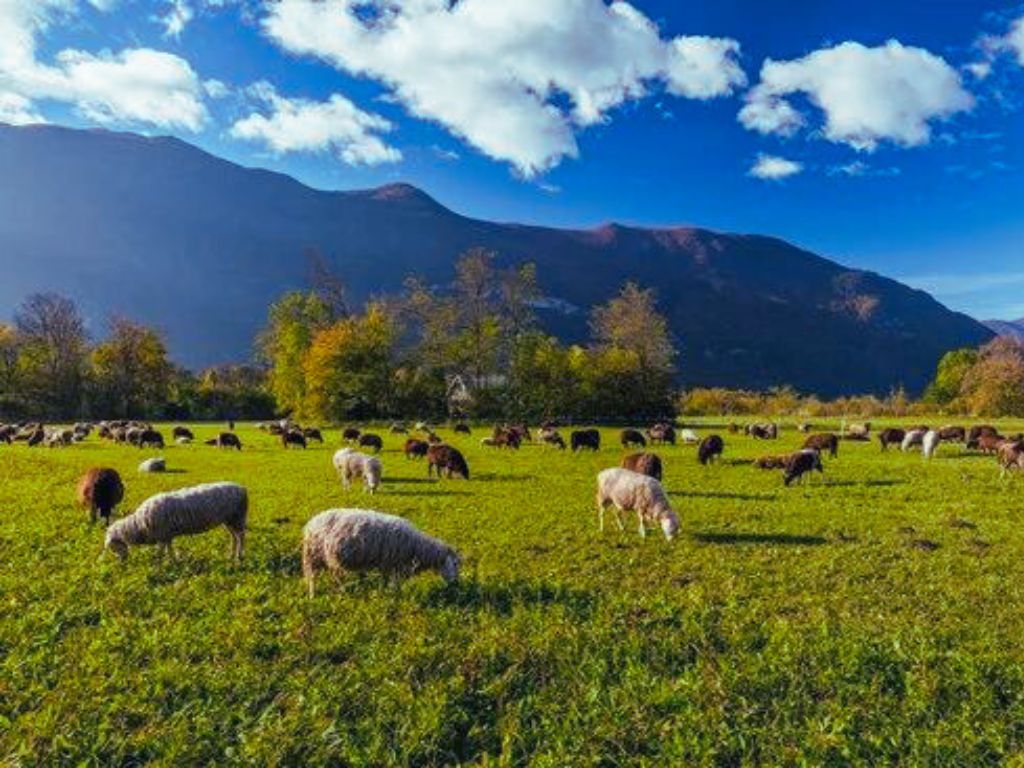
[3,420,1024,766]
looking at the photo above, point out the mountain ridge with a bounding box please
[0,122,993,396]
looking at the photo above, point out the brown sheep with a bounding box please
[967,425,1001,450]
[784,450,824,486]
[938,426,966,443]
[803,433,838,459]
[753,455,788,470]
[426,444,469,480]
[698,435,724,465]
[404,438,429,459]
[76,468,125,525]
[621,452,663,481]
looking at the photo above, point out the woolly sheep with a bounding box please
[922,430,941,460]
[333,448,383,493]
[76,468,125,525]
[901,429,927,452]
[104,482,247,561]
[679,429,699,445]
[138,457,166,473]
[301,509,460,596]
[595,468,679,541]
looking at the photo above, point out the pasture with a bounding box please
[3,422,1024,766]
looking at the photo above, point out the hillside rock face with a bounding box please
[0,123,993,396]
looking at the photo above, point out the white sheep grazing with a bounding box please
[679,429,699,445]
[104,481,247,561]
[922,429,941,460]
[175,436,192,445]
[901,429,927,452]
[595,468,680,541]
[138,457,166,473]
[332,448,383,494]
[302,509,460,596]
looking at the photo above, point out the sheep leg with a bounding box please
[637,513,647,538]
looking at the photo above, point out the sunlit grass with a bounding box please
[2,420,1024,765]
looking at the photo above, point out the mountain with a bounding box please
[0,123,993,396]
[984,319,1024,341]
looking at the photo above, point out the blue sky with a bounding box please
[3,1,1023,321]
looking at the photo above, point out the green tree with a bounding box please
[14,293,88,417]
[90,316,174,418]
[259,291,334,416]
[924,348,979,406]
[303,304,398,421]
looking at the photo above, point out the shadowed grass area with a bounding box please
[2,419,1024,765]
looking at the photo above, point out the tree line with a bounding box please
[0,294,271,421]
[0,250,678,422]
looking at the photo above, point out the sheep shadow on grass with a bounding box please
[384,489,473,497]
[422,578,596,619]
[693,532,827,546]
[823,479,906,488]
[670,490,778,502]
[473,473,537,482]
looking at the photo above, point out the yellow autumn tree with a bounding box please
[302,304,397,421]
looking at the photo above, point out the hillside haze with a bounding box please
[0,123,992,396]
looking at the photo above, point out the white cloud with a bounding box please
[230,82,401,166]
[740,40,973,151]
[157,0,194,39]
[262,0,746,176]
[1000,16,1024,65]
[828,160,901,178]
[0,0,208,130]
[0,91,45,124]
[749,154,803,180]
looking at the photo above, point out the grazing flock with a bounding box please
[4,416,1022,594]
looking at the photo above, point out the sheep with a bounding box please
[620,452,663,481]
[846,422,871,439]
[172,426,194,441]
[571,429,601,452]
[404,438,429,459]
[454,423,471,435]
[136,429,165,449]
[342,427,362,443]
[508,424,532,442]
[967,425,1001,450]
[998,440,1024,477]
[747,423,778,440]
[679,428,699,445]
[803,433,839,459]
[620,429,646,449]
[333,448,383,494]
[426,444,469,480]
[301,509,460,596]
[901,429,927,452]
[538,430,566,450]
[302,428,324,443]
[878,428,906,452]
[206,432,242,450]
[646,423,676,446]
[104,482,247,561]
[414,421,432,432]
[359,433,383,453]
[753,455,788,470]
[697,435,724,465]
[976,434,1006,455]
[76,468,125,525]
[282,430,307,449]
[138,457,166,473]
[784,449,824,486]
[797,422,813,433]
[938,426,966,443]
[595,468,679,541]
[487,427,521,450]
[922,430,941,460]
[426,431,443,444]
[389,422,408,434]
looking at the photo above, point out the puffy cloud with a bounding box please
[0,0,208,130]
[997,16,1024,66]
[230,82,401,166]
[740,41,973,151]
[0,91,45,124]
[748,154,803,180]
[262,0,746,176]
[158,0,194,39]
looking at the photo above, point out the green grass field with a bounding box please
[3,421,1024,766]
